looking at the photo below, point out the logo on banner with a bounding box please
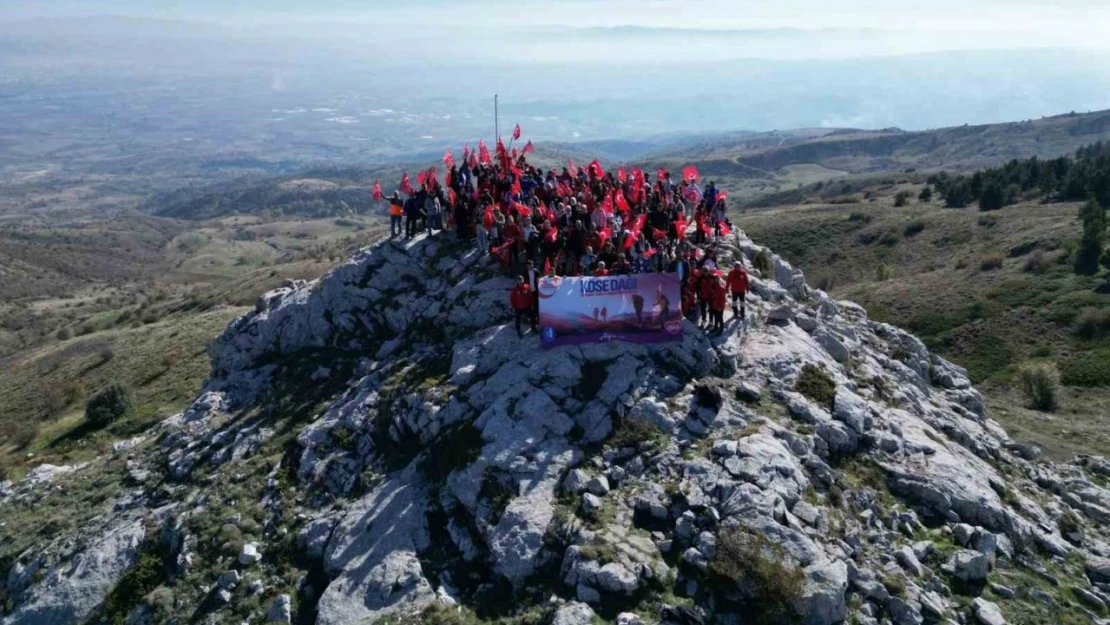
[542,327,556,342]
[538,276,561,298]
[665,319,683,334]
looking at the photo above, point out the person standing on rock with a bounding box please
[709,277,727,334]
[726,260,749,323]
[524,260,541,316]
[388,192,404,238]
[510,276,536,338]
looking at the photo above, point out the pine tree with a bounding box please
[1075,198,1107,275]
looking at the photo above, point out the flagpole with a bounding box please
[494,94,499,142]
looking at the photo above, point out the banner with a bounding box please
[537,273,683,348]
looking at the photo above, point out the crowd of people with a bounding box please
[378,134,748,338]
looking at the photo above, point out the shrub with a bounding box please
[1075,199,1106,275]
[979,254,1004,271]
[978,215,998,228]
[894,191,912,207]
[955,257,971,270]
[813,274,836,292]
[847,212,872,223]
[85,382,133,426]
[795,363,836,409]
[1060,349,1110,387]
[875,264,894,281]
[711,527,805,624]
[56,327,72,341]
[919,186,934,202]
[1074,307,1110,339]
[1023,250,1052,273]
[1018,362,1059,412]
[903,220,925,237]
[828,195,861,205]
[754,249,774,275]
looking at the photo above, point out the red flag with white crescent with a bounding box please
[372,180,383,201]
[444,150,454,168]
[400,172,414,195]
[523,140,534,154]
[479,140,491,164]
[657,167,668,180]
[617,168,627,183]
[682,165,699,182]
[513,123,521,140]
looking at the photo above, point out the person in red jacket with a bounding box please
[593,261,610,277]
[726,260,749,321]
[509,276,536,337]
[709,278,728,334]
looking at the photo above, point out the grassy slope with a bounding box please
[740,189,1110,460]
[0,215,387,474]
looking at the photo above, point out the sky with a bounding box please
[4,0,1110,58]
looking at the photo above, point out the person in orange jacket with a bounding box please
[509,276,536,337]
[388,192,404,237]
[709,278,728,334]
[726,260,749,321]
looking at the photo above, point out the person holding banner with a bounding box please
[510,276,537,338]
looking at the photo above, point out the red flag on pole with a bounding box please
[372,180,383,201]
[469,151,479,169]
[513,123,521,140]
[478,140,491,164]
[523,140,534,154]
[448,188,457,206]
[657,167,668,180]
[567,159,578,176]
[514,203,531,217]
[545,226,558,243]
[462,144,470,161]
[598,227,611,249]
[588,159,604,178]
[443,150,454,168]
[719,221,731,236]
[617,168,627,183]
[676,218,688,240]
[682,165,699,182]
[400,172,414,195]
[416,170,428,188]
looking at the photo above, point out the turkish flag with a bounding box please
[444,150,454,168]
[598,227,611,248]
[416,170,427,188]
[718,190,729,201]
[676,219,688,240]
[719,222,731,236]
[462,144,470,161]
[682,165,699,182]
[588,159,604,178]
[514,203,531,217]
[657,167,668,180]
[652,227,667,241]
[513,124,521,140]
[523,140,534,154]
[400,172,414,195]
[483,207,494,229]
[545,226,558,243]
[567,159,578,176]
[448,188,457,206]
[479,140,491,164]
[469,151,479,169]
[493,239,515,267]
[372,180,382,201]
[617,168,627,183]
[615,191,630,214]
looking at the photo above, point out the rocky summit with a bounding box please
[3,231,1110,625]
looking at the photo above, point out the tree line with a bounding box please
[928,141,1110,211]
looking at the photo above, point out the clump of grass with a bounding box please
[607,415,663,450]
[875,263,894,281]
[1018,362,1059,412]
[979,254,1004,271]
[710,527,805,625]
[847,212,872,223]
[1060,349,1110,387]
[828,195,861,205]
[978,215,999,228]
[795,363,836,409]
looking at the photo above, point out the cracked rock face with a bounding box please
[6,232,1110,625]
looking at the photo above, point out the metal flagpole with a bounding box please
[495,94,499,142]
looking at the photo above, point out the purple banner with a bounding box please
[537,273,683,348]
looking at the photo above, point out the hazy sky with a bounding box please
[4,0,1110,52]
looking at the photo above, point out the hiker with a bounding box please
[388,192,404,237]
[726,260,749,321]
[404,194,421,238]
[524,260,541,314]
[510,276,536,337]
[697,270,714,328]
[709,277,727,334]
[425,192,442,234]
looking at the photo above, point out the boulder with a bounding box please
[971,598,1006,625]
[553,602,597,625]
[947,550,990,582]
[793,559,848,625]
[267,594,292,623]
